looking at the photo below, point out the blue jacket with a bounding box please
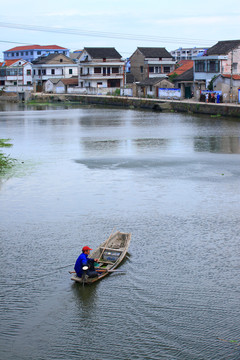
[74,253,89,278]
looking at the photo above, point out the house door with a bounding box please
[107,79,120,87]
[185,86,191,99]
[36,83,43,92]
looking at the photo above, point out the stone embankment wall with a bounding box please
[23,93,240,118]
[0,93,18,102]
[30,93,172,111]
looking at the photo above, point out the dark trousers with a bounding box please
[87,259,98,278]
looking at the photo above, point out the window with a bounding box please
[60,59,63,62]
[163,66,170,73]
[27,69,31,75]
[38,70,41,75]
[140,66,143,73]
[16,52,19,56]
[42,69,46,75]
[150,85,153,91]
[94,67,101,73]
[31,51,33,55]
[37,51,41,55]
[103,58,106,62]
[207,60,220,72]
[33,70,36,75]
[51,69,55,75]
[27,81,32,85]
[69,69,73,74]
[155,67,159,73]
[149,67,154,73]
[195,60,206,72]
[8,53,11,57]
[233,63,238,71]
[112,67,119,74]
[21,52,24,56]
[11,52,14,56]
[26,51,28,55]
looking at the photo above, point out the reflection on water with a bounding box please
[194,136,240,153]
[71,282,98,309]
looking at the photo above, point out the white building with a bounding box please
[78,47,124,94]
[0,59,33,92]
[171,47,208,61]
[32,53,78,91]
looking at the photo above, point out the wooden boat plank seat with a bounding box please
[100,247,123,252]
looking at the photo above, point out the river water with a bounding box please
[0,103,240,360]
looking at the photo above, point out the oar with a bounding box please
[69,269,125,274]
[97,269,126,273]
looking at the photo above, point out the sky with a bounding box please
[0,0,240,60]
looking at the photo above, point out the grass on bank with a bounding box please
[0,139,16,173]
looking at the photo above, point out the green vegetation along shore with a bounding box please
[0,139,16,173]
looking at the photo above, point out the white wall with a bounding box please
[158,88,181,99]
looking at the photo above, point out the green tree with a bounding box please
[208,76,217,91]
[168,72,178,83]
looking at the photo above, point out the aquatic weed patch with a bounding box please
[0,139,16,174]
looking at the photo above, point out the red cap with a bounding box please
[82,246,92,252]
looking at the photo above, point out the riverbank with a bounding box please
[1,92,240,118]
[29,93,240,118]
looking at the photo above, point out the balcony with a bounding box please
[79,73,123,79]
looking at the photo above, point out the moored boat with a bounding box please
[70,230,131,284]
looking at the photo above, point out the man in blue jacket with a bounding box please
[74,246,99,278]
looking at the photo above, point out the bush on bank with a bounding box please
[0,139,16,173]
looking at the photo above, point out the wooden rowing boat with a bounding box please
[70,230,131,284]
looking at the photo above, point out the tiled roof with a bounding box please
[5,45,68,52]
[59,78,78,85]
[0,59,28,67]
[206,40,240,55]
[221,74,240,80]
[138,47,173,58]
[172,68,193,82]
[47,78,63,84]
[32,53,74,64]
[138,77,168,86]
[168,60,193,76]
[84,47,122,59]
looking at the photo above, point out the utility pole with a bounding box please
[230,50,233,103]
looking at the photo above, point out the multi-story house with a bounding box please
[32,53,78,91]
[129,47,175,82]
[193,40,240,98]
[0,59,33,92]
[78,47,124,94]
[3,45,70,63]
[171,47,208,61]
